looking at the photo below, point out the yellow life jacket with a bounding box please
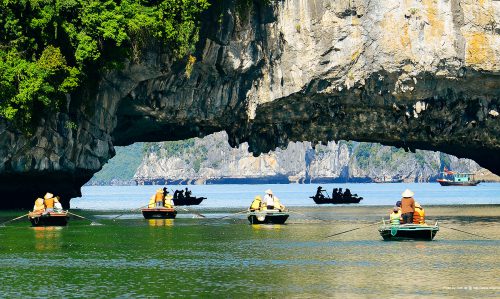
[164,194,174,208]
[390,212,401,225]
[33,198,45,212]
[148,196,155,208]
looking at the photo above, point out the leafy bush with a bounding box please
[0,0,210,130]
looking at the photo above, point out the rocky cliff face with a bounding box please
[1,0,499,208]
[134,132,482,184]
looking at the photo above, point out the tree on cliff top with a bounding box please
[0,0,210,130]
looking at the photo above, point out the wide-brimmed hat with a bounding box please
[401,189,414,198]
[44,192,53,199]
[265,189,273,195]
[415,202,422,208]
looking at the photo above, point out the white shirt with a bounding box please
[263,194,274,206]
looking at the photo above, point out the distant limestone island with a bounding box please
[86,132,499,186]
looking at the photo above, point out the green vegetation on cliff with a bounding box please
[88,142,144,184]
[0,0,209,129]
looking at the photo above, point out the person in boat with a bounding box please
[43,192,56,213]
[185,188,192,198]
[54,196,63,212]
[400,189,415,224]
[33,197,45,213]
[263,189,276,210]
[332,188,340,200]
[273,196,285,212]
[315,186,326,200]
[413,202,425,224]
[344,188,352,198]
[164,192,174,209]
[249,195,262,211]
[148,193,155,208]
[151,188,165,208]
[390,207,401,226]
[178,189,185,200]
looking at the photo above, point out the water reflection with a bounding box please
[32,226,63,251]
[147,219,174,227]
[251,224,283,231]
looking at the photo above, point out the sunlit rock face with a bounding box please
[0,0,499,208]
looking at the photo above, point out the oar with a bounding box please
[112,204,150,220]
[325,222,380,238]
[440,224,491,240]
[0,213,28,227]
[288,210,329,222]
[67,211,103,226]
[217,209,249,220]
[177,206,206,218]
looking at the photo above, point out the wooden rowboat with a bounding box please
[378,221,439,241]
[247,210,289,224]
[141,208,177,219]
[172,196,206,206]
[28,211,69,227]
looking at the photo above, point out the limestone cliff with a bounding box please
[134,132,482,184]
[0,0,499,208]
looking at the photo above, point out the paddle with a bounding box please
[217,209,249,220]
[288,210,329,222]
[325,222,380,238]
[440,224,491,240]
[177,206,206,218]
[112,204,150,220]
[0,213,28,227]
[67,211,103,226]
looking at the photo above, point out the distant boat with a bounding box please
[28,211,68,227]
[172,190,206,206]
[247,210,289,224]
[172,196,206,206]
[310,194,363,204]
[373,176,404,183]
[437,168,479,186]
[310,187,363,204]
[141,208,177,219]
[378,221,439,241]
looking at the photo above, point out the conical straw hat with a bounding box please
[401,189,414,198]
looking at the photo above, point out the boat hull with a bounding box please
[379,224,439,241]
[437,179,479,186]
[29,212,68,227]
[141,208,177,219]
[247,211,289,224]
[172,196,205,206]
[310,196,362,204]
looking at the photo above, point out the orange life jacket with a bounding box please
[155,192,164,203]
[413,207,425,224]
[44,197,55,208]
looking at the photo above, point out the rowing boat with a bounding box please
[378,221,439,241]
[247,210,289,224]
[172,196,206,206]
[28,211,69,227]
[141,208,177,219]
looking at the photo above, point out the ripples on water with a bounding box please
[1,184,499,297]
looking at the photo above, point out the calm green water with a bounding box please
[1,206,499,298]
